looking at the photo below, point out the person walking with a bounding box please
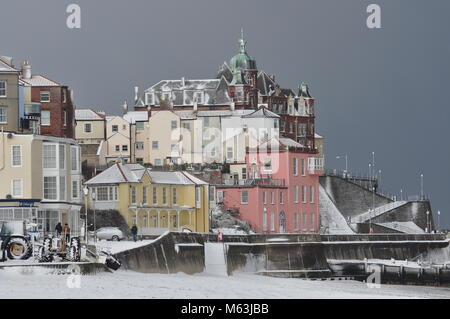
[55,222,63,238]
[63,223,71,243]
[131,224,138,242]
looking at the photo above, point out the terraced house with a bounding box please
[84,163,211,236]
[0,131,83,235]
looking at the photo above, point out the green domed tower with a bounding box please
[227,30,259,109]
[229,30,257,72]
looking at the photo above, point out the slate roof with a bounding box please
[75,109,105,121]
[142,77,232,107]
[123,111,149,124]
[257,71,277,96]
[85,163,208,185]
[21,75,61,87]
[241,107,279,119]
[0,58,18,73]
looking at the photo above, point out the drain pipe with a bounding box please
[0,128,4,171]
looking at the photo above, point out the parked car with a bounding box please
[93,227,125,241]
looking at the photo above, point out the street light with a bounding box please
[372,151,375,179]
[437,210,441,232]
[420,174,424,200]
[400,189,403,201]
[83,186,89,244]
[92,191,97,243]
[336,154,348,177]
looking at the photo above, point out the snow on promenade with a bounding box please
[1,269,450,299]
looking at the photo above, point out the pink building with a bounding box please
[216,137,324,233]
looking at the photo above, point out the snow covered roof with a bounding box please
[20,75,61,87]
[143,77,231,107]
[85,163,208,186]
[315,133,323,139]
[0,59,18,73]
[241,107,279,119]
[123,111,148,124]
[256,137,304,150]
[75,109,105,121]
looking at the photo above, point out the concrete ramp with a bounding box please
[204,242,228,276]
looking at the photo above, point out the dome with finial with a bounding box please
[229,29,257,72]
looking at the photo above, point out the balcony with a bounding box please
[308,157,324,174]
[223,178,285,187]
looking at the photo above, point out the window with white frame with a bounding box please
[293,158,298,176]
[263,191,267,204]
[262,208,267,231]
[71,147,78,171]
[171,120,177,130]
[153,187,157,204]
[62,89,67,103]
[11,145,22,167]
[154,159,161,166]
[40,91,50,103]
[196,187,201,208]
[162,187,167,205]
[131,186,136,204]
[217,190,224,203]
[302,212,308,232]
[294,213,299,231]
[136,122,145,131]
[182,122,190,130]
[0,81,6,97]
[63,111,67,126]
[152,141,159,150]
[143,186,147,204]
[59,176,66,201]
[59,144,65,169]
[115,145,120,152]
[194,91,204,104]
[241,190,248,204]
[145,92,154,105]
[172,188,177,205]
[302,185,307,203]
[280,191,284,204]
[136,142,144,150]
[84,123,92,133]
[242,168,247,180]
[226,147,233,160]
[43,176,57,200]
[11,179,22,197]
[43,144,57,169]
[294,185,299,203]
[112,125,118,132]
[41,110,50,126]
[122,145,128,152]
[271,191,275,204]
[270,212,275,231]
[301,158,306,176]
[263,158,272,171]
[0,106,6,123]
[310,185,315,203]
[94,186,117,201]
[310,212,315,232]
[72,180,79,199]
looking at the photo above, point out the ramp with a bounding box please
[204,242,228,276]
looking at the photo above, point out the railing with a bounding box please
[223,178,285,187]
[308,157,324,173]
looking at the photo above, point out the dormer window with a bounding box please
[145,92,155,105]
[161,92,171,102]
[194,91,204,104]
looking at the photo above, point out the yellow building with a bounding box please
[84,163,211,235]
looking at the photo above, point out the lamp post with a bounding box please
[372,151,375,179]
[400,189,403,201]
[92,190,97,243]
[426,211,430,233]
[420,174,424,200]
[437,210,441,232]
[83,186,89,244]
[336,154,348,177]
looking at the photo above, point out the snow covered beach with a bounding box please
[1,268,449,299]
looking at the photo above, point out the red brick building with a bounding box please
[21,64,74,138]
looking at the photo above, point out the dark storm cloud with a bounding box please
[1,0,449,227]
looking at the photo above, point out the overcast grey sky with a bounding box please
[1,0,449,227]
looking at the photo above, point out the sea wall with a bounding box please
[114,232,449,276]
